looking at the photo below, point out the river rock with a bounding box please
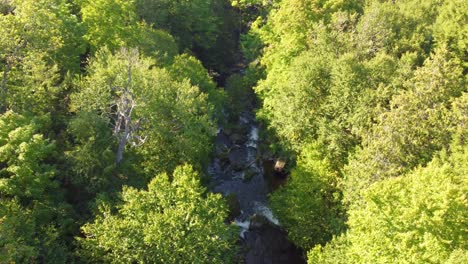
[224,122,248,136]
[216,148,230,162]
[244,225,305,264]
[230,133,248,145]
[231,122,250,135]
[249,214,270,230]
[243,166,258,183]
[228,147,249,170]
[215,131,232,148]
[223,126,233,136]
[225,193,241,221]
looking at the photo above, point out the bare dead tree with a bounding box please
[111,48,147,165]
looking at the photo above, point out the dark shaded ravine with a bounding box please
[207,61,305,263]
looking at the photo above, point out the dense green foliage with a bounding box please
[1,0,466,262]
[0,0,82,113]
[240,0,467,261]
[270,143,345,250]
[135,0,240,74]
[0,111,73,262]
[78,165,238,263]
[343,46,464,202]
[0,0,238,262]
[71,48,216,176]
[309,142,468,263]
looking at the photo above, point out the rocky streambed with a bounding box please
[208,105,305,263]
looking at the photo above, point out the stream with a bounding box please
[207,69,305,263]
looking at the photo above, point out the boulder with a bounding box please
[225,193,241,221]
[249,214,271,230]
[229,147,249,170]
[223,126,233,136]
[230,133,248,145]
[215,131,232,148]
[216,147,230,161]
[243,222,305,264]
[231,122,250,135]
[243,166,258,183]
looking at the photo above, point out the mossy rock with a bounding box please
[231,133,248,145]
[225,193,241,221]
[243,167,257,183]
[232,123,249,135]
[249,214,271,230]
[216,145,230,160]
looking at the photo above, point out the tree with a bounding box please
[0,0,83,113]
[0,198,73,263]
[71,48,215,175]
[433,0,468,65]
[256,50,332,151]
[0,111,73,262]
[309,141,468,264]
[250,3,467,260]
[168,53,225,115]
[256,0,363,70]
[77,165,238,263]
[0,111,55,199]
[355,0,442,60]
[270,143,345,250]
[65,111,116,193]
[135,0,242,75]
[108,49,148,165]
[80,0,138,52]
[343,46,465,203]
[135,0,220,51]
[0,199,38,263]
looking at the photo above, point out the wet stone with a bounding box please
[230,133,248,145]
[228,147,249,170]
[249,214,270,230]
[226,193,241,221]
[216,149,230,162]
[223,127,233,136]
[232,171,245,180]
[215,131,232,148]
[208,90,305,264]
[232,123,250,135]
[243,225,305,264]
[243,166,258,183]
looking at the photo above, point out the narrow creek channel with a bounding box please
[207,62,305,263]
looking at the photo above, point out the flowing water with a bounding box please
[208,95,305,263]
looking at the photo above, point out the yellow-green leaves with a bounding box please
[0,0,83,113]
[433,0,468,66]
[0,111,72,262]
[344,46,465,203]
[0,111,55,199]
[78,165,238,263]
[71,48,215,177]
[270,143,345,250]
[310,143,468,263]
[81,0,138,51]
[251,1,467,261]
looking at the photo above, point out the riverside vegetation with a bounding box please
[0,0,466,263]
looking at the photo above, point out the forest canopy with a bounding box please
[243,0,466,262]
[0,0,466,263]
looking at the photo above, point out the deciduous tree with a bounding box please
[78,165,238,263]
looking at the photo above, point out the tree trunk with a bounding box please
[116,137,126,165]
